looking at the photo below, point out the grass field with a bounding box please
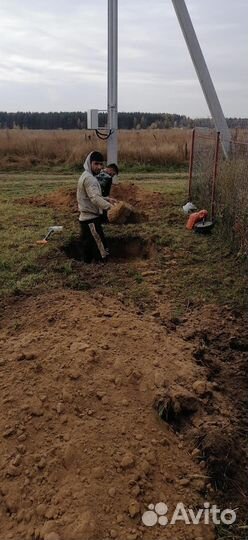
[0,128,247,172]
[0,129,191,171]
[1,126,247,258]
[0,171,247,313]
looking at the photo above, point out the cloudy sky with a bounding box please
[0,0,247,117]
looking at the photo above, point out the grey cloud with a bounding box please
[0,0,247,116]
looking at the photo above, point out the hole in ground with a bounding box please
[62,236,154,261]
[154,393,199,432]
[108,236,152,259]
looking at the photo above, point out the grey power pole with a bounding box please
[107,0,118,164]
[171,0,231,157]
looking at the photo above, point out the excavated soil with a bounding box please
[17,183,165,220]
[0,291,247,540]
[3,181,248,539]
[18,189,78,212]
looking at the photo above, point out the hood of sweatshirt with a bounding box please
[83,152,93,174]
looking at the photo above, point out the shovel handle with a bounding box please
[36,239,48,245]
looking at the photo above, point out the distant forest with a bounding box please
[0,111,247,130]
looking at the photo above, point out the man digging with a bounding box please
[77,151,116,263]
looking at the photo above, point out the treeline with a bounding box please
[0,111,247,130]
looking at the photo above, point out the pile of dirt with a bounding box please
[18,189,78,212]
[107,201,147,224]
[0,291,246,540]
[111,184,165,213]
[17,183,165,220]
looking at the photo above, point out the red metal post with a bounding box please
[188,128,195,200]
[211,131,220,221]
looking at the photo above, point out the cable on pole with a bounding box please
[95,129,113,140]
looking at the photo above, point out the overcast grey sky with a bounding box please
[0,0,247,117]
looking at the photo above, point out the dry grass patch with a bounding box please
[0,129,191,170]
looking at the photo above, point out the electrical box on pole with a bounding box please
[86,1,118,164]
[87,109,99,130]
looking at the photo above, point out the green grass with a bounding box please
[0,171,247,313]
[0,172,75,293]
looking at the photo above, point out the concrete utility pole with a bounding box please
[171,0,231,157]
[107,0,118,164]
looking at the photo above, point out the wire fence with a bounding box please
[189,128,248,255]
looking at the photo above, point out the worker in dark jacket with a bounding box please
[97,163,119,197]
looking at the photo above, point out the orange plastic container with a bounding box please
[186,209,208,230]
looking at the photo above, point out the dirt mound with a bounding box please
[107,201,147,224]
[18,189,77,212]
[0,291,246,539]
[112,183,165,212]
[17,183,165,219]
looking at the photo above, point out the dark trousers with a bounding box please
[79,217,108,263]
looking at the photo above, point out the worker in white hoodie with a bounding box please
[77,151,115,263]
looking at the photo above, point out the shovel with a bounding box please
[36,226,63,245]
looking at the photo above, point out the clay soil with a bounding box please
[17,183,165,218]
[1,183,247,540]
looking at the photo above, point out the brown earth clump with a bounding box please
[112,183,165,213]
[107,201,147,224]
[0,291,247,539]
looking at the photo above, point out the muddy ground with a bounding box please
[0,182,247,540]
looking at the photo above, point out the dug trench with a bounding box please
[62,236,154,262]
